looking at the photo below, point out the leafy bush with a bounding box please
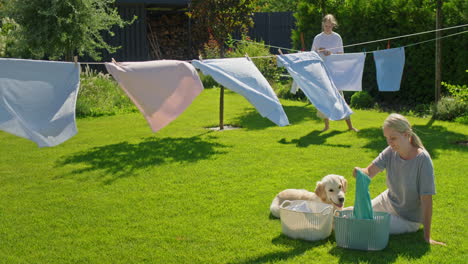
[226,35,282,83]
[350,91,374,109]
[442,81,468,102]
[412,103,432,117]
[454,115,468,125]
[76,66,137,117]
[199,71,219,88]
[271,79,306,101]
[432,80,468,123]
[432,97,467,121]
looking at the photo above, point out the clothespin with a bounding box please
[386,40,391,49]
[278,48,284,55]
[198,54,203,61]
[362,48,366,53]
[111,58,123,66]
[245,53,251,61]
[73,56,78,65]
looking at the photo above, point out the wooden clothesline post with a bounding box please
[435,0,442,103]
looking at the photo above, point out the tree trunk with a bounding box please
[435,0,442,103]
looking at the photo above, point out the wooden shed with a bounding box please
[104,1,296,62]
[102,0,193,62]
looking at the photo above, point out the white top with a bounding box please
[311,32,344,55]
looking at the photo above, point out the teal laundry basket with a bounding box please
[334,210,390,251]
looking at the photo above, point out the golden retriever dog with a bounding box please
[270,174,347,218]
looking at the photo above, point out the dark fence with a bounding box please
[96,6,295,62]
[246,12,296,54]
[100,4,150,62]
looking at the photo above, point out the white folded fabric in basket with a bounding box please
[279,200,334,241]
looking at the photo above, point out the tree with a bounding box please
[190,0,255,129]
[3,0,134,61]
[254,0,300,12]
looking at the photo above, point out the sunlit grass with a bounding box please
[0,89,466,263]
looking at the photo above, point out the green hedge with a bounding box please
[292,0,467,106]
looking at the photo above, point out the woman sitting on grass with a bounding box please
[354,113,445,245]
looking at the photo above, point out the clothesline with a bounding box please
[77,24,467,64]
[236,23,468,53]
[241,29,468,58]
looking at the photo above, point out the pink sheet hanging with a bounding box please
[105,60,204,132]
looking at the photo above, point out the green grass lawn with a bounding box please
[0,88,467,264]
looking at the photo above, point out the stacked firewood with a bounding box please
[147,12,206,60]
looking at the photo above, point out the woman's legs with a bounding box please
[345,118,359,132]
[372,190,420,234]
[322,118,330,132]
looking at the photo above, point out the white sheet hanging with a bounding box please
[0,58,80,147]
[192,57,289,127]
[323,52,366,91]
[277,52,353,121]
[105,60,204,132]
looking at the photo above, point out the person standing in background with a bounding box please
[312,14,359,132]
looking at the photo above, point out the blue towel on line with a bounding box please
[192,58,289,127]
[373,47,405,92]
[0,58,80,147]
[276,52,353,121]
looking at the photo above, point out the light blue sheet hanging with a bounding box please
[192,58,289,127]
[0,58,80,147]
[276,52,353,121]
[353,169,374,219]
[373,47,405,92]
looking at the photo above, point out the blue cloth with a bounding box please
[353,170,374,219]
[0,58,80,147]
[276,52,353,121]
[192,58,289,127]
[373,47,405,92]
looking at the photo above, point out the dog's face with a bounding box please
[314,174,347,209]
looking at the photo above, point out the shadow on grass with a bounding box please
[234,229,429,264]
[232,104,320,130]
[55,134,229,184]
[278,130,351,148]
[329,230,430,264]
[231,233,332,264]
[356,123,468,158]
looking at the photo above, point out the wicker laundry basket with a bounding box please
[279,200,334,241]
[334,210,391,251]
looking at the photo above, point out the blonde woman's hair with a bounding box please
[383,113,425,149]
[322,14,338,28]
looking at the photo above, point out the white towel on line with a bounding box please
[323,52,366,91]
